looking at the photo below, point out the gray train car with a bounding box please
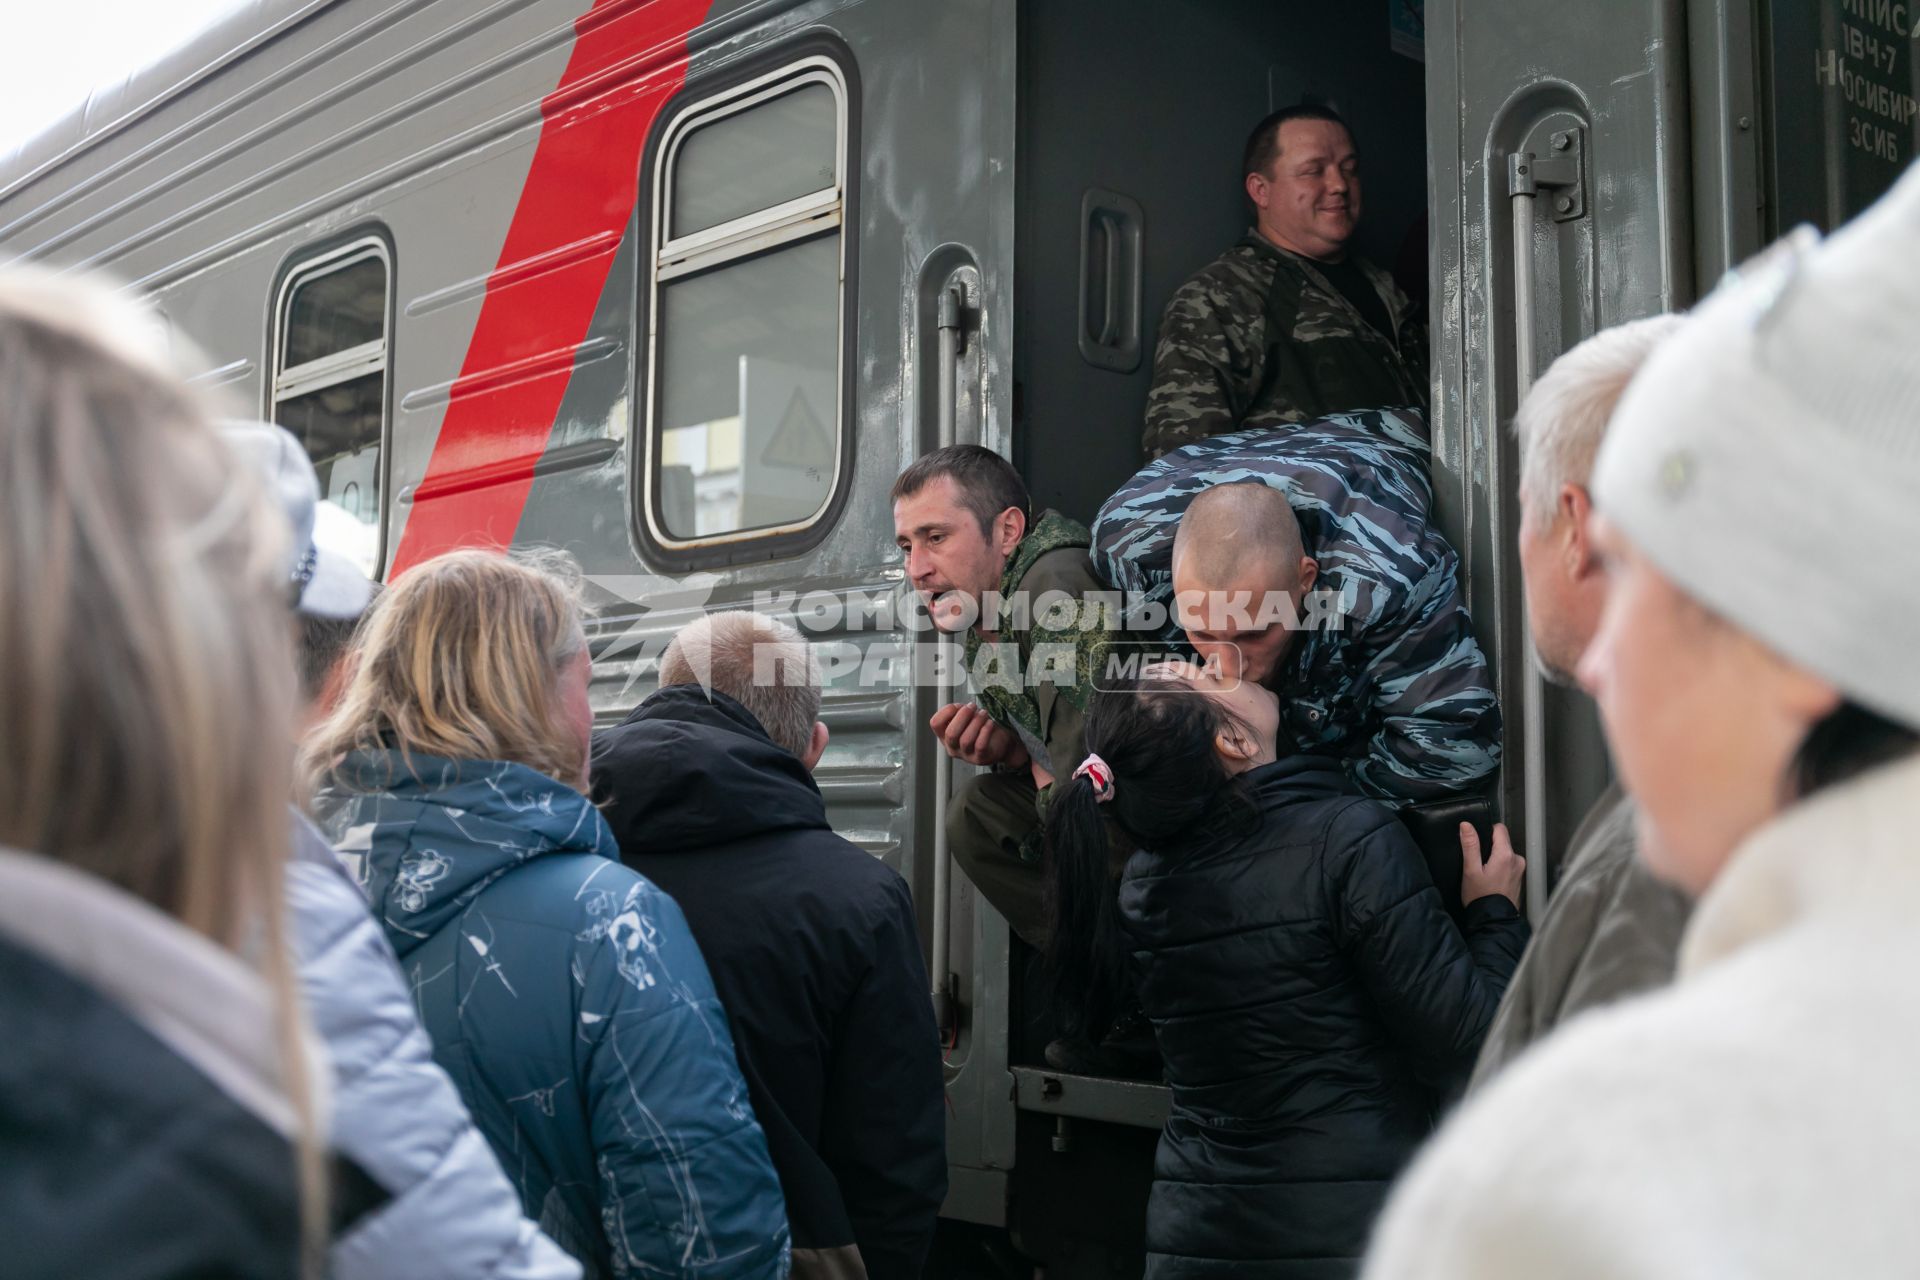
[2,0,1908,1273]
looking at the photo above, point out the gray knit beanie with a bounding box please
[1593,163,1920,731]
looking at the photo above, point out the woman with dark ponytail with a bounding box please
[1042,674,1259,1047]
[1046,662,1528,1278]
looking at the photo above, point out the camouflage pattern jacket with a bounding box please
[964,510,1118,833]
[1092,409,1500,806]
[1142,231,1429,459]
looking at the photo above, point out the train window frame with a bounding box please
[266,232,394,580]
[635,45,860,571]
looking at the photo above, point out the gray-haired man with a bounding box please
[1466,318,1694,1089]
[592,611,947,1280]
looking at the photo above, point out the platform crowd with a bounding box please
[5,117,1920,1280]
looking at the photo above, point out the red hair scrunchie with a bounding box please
[1072,753,1115,803]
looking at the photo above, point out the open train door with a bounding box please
[1427,0,1707,900]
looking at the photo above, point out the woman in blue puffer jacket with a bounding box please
[305,549,789,1280]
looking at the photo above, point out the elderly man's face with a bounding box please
[1518,495,1580,683]
[1250,119,1362,261]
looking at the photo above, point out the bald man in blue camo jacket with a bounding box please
[1093,407,1500,807]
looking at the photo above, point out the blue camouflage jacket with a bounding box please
[1091,408,1500,805]
[312,750,790,1280]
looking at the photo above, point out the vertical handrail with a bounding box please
[1509,163,1550,921]
[1511,179,1537,395]
[929,285,965,1031]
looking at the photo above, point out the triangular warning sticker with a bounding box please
[761,388,832,469]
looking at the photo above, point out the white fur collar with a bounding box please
[1681,752,1920,976]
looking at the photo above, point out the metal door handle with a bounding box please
[1077,188,1144,373]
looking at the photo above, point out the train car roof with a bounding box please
[0,0,339,205]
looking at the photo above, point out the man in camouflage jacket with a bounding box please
[1093,408,1500,806]
[1143,105,1428,459]
[893,448,1119,949]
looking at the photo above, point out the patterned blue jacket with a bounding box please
[1091,409,1501,805]
[313,751,790,1280]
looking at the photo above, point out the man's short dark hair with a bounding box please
[298,612,360,702]
[1243,103,1353,180]
[891,444,1032,538]
[296,581,380,703]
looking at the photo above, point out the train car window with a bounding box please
[643,57,848,551]
[671,81,838,237]
[270,237,390,578]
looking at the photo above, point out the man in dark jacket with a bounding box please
[592,610,947,1280]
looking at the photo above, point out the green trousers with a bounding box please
[946,769,1051,949]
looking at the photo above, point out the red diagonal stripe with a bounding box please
[390,0,712,577]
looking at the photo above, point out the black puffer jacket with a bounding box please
[1118,757,1528,1279]
[592,686,947,1280]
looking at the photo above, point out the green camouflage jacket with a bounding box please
[1142,231,1429,458]
[963,510,1119,850]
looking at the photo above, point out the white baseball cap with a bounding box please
[220,420,377,620]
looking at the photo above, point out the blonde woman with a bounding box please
[305,550,790,1280]
[0,270,329,1276]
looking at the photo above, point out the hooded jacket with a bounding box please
[287,812,581,1280]
[1119,757,1528,1278]
[592,686,946,1280]
[0,847,329,1279]
[1364,754,1920,1280]
[312,751,789,1280]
